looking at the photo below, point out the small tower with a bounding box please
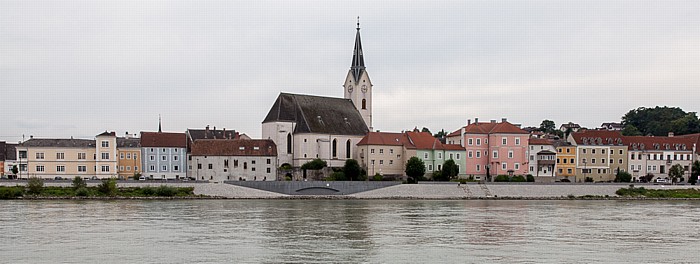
[343,17,373,130]
[158,115,162,133]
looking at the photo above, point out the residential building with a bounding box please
[140,131,187,180]
[554,141,577,180]
[447,118,529,181]
[95,131,119,178]
[3,143,18,179]
[528,138,556,178]
[624,133,698,182]
[600,122,623,131]
[117,134,141,180]
[560,122,582,133]
[189,139,277,182]
[407,131,466,178]
[568,130,628,182]
[15,134,114,179]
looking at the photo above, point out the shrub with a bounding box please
[343,159,362,181]
[585,177,594,183]
[329,171,346,181]
[526,175,535,182]
[72,176,87,190]
[431,171,444,181]
[97,178,117,196]
[155,185,176,197]
[27,177,44,195]
[284,175,292,181]
[0,187,24,199]
[511,175,526,182]
[75,187,89,197]
[372,174,383,181]
[142,186,156,196]
[301,159,327,170]
[615,171,632,183]
[494,175,510,182]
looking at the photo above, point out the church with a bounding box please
[262,21,373,169]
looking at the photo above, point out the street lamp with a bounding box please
[583,159,587,182]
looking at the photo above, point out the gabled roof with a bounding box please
[529,138,554,145]
[187,128,239,141]
[624,135,697,152]
[20,138,96,148]
[96,131,116,137]
[448,121,528,136]
[561,122,581,129]
[191,139,276,156]
[357,132,409,147]
[4,143,17,160]
[676,133,700,155]
[406,132,464,151]
[570,131,624,145]
[262,93,369,136]
[117,137,140,148]
[140,132,186,148]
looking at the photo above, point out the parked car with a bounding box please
[139,176,146,181]
[655,178,667,183]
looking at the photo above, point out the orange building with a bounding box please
[117,136,141,180]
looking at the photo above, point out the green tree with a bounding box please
[615,171,632,183]
[439,159,459,181]
[421,127,432,134]
[511,175,526,182]
[97,178,117,196]
[621,125,642,136]
[494,175,510,182]
[405,157,426,181]
[11,165,18,175]
[526,175,535,182]
[342,159,362,181]
[622,106,700,136]
[72,176,87,190]
[690,161,700,184]
[539,120,556,134]
[668,164,685,184]
[433,129,447,139]
[301,159,327,170]
[27,177,44,195]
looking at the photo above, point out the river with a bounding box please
[1,200,698,263]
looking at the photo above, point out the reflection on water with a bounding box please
[1,200,699,264]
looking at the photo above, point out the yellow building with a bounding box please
[117,136,141,180]
[555,142,577,181]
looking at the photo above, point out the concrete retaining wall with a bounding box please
[226,181,400,195]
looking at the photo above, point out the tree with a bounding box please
[72,176,87,190]
[621,125,642,136]
[301,159,327,170]
[622,106,700,136]
[27,177,44,195]
[438,159,459,181]
[433,129,447,139]
[615,171,632,183]
[11,165,18,175]
[405,157,426,181]
[421,127,432,134]
[539,120,556,134]
[97,178,117,196]
[342,159,362,181]
[690,161,700,185]
[494,175,510,182]
[668,164,685,184]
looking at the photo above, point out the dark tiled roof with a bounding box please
[97,131,116,137]
[140,132,187,148]
[191,139,277,156]
[20,138,96,148]
[262,93,369,136]
[0,142,5,161]
[187,128,239,141]
[117,138,140,148]
[448,121,528,136]
[5,143,17,160]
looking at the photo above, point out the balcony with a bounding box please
[538,160,555,165]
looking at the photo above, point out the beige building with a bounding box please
[188,139,277,182]
[568,131,628,182]
[357,132,415,177]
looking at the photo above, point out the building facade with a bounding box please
[625,134,697,182]
[3,143,18,178]
[188,139,277,182]
[117,135,141,180]
[555,141,577,180]
[568,131,628,182]
[140,131,187,180]
[528,138,557,178]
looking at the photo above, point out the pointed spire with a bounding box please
[351,16,365,82]
[158,115,162,133]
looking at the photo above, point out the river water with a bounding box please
[1,200,698,264]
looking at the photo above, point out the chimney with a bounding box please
[467,119,471,126]
[205,125,210,139]
[475,118,479,123]
[30,135,33,139]
[668,132,674,137]
[502,118,507,122]
[223,128,227,139]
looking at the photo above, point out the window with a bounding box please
[56,153,64,159]
[287,133,292,154]
[428,164,433,171]
[332,139,337,158]
[631,154,635,160]
[570,158,574,163]
[438,153,442,159]
[468,138,473,145]
[252,160,256,165]
[424,153,428,159]
[515,138,520,145]
[119,166,124,171]
[161,156,167,161]
[371,149,375,154]
[267,159,271,164]
[619,150,623,155]
[134,166,138,171]
[389,160,393,165]
[476,151,481,158]
[493,151,498,158]
[558,168,563,173]
[57,165,65,172]
[592,149,596,154]
[631,165,635,171]
[566,148,571,153]
[36,165,45,172]
[36,152,45,159]
[174,156,178,161]
[371,160,375,165]
[567,168,572,174]
[601,149,606,154]
[437,164,442,171]
[390,149,394,154]
[379,160,384,165]
[208,164,213,170]
[150,155,155,161]
[476,138,481,145]
[162,148,166,152]
[456,154,461,160]
[476,164,481,172]
[244,162,248,170]
[234,160,239,167]
[648,165,652,171]
[126,166,131,171]
[468,151,473,158]
[19,151,27,159]
[609,159,613,164]
[502,138,507,145]
[162,165,168,171]
[173,166,179,171]
[101,153,109,160]
[101,166,110,172]
[583,149,587,154]
[127,153,131,159]
[78,166,86,172]
[120,153,124,159]
[150,165,156,171]
[346,140,352,159]
[379,149,384,154]
[508,151,513,159]
[557,158,560,164]
[150,148,154,153]
[102,141,109,147]
[514,163,520,170]
[637,165,641,170]
[133,154,138,160]
[362,99,366,109]
[591,159,596,164]
[197,164,202,169]
[502,163,507,170]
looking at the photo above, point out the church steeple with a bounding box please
[351,16,365,82]
[158,115,162,133]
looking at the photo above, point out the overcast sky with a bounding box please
[1,0,699,142]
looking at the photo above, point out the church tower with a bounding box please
[344,18,373,131]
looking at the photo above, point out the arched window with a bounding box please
[346,140,351,159]
[332,139,338,158]
[287,133,292,154]
[362,99,366,109]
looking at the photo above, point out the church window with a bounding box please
[346,140,351,159]
[287,133,292,154]
[362,99,366,109]
[332,139,338,158]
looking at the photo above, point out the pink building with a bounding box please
[447,119,529,180]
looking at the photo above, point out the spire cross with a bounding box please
[357,16,360,30]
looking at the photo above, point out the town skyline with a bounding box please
[2,0,699,142]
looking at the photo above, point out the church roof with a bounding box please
[263,93,369,136]
[350,20,366,83]
[191,139,277,156]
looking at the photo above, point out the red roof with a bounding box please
[571,130,624,145]
[191,139,276,156]
[406,132,465,151]
[623,135,697,152]
[357,131,465,151]
[357,132,410,147]
[448,121,528,137]
[140,132,187,148]
[529,138,554,145]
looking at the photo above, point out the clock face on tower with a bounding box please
[348,85,353,93]
[361,85,367,93]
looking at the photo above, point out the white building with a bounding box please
[188,139,277,182]
[528,138,557,177]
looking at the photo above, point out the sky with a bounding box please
[1,0,699,142]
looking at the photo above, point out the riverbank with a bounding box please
[2,181,698,200]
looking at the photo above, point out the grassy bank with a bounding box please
[616,186,700,198]
[0,177,198,199]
